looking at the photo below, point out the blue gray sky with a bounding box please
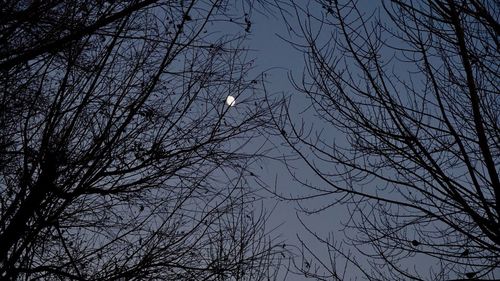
[242,1,441,280]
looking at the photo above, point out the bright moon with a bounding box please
[226,95,235,107]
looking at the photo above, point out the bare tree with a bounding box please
[0,1,284,280]
[272,0,500,280]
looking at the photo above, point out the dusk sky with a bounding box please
[247,3,384,279]
[1,1,498,280]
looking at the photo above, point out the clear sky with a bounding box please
[244,1,436,280]
[247,4,362,280]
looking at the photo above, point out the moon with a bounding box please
[225,95,235,107]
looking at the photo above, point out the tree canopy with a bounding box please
[0,1,283,280]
